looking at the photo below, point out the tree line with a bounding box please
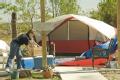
[0,0,117,35]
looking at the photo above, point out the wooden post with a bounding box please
[40,0,47,68]
[117,0,120,68]
[11,12,17,40]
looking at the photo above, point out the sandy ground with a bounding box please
[0,68,120,80]
[101,70,120,80]
[0,72,120,80]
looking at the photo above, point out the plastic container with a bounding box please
[21,57,34,69]
[110,61,117,68]
[11,70,19,79]
[21,55,55,69]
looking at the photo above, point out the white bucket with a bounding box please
[109,61,117,68]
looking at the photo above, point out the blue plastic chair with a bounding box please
[92,39,115,69]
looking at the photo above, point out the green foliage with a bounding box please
[0,0,40,28]
[90,0,117,27]
[0,0,80,38]
[0,2,19,13]
[49,0,80,17]
[0,23,31,43]
[0,0,80,22]
[59,0,79,15]
[32,71,61,80]
[16,0,40,28]
[0,23,11,43]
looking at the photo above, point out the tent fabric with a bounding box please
[72,15,116,39]
[34,14,116,41]
[0,40,10,57]
[33,14,116,54]
[57,58,107,67]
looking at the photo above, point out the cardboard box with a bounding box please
[27,45,42,57]
[33,46,42,56]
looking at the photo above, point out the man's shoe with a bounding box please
[17,68,24,71]
[5,68,11,73]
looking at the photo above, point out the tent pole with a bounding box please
[68,20,70,40]
[48,34,51,55]
[88,26,90,49]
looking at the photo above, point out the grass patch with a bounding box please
[31,71,61,80]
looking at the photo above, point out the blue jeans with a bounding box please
[6,41,22,69]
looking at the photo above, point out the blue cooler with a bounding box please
[21,55,55,69]
[21,57,34,69]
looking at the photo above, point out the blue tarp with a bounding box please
[83,37,117,58]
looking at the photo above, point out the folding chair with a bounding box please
[92,39,114,69]
[0,49,8,69]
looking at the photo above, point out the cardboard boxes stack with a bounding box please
[27,43,42,57]
[32,46,42,56]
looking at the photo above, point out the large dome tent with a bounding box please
[33,14,116,56]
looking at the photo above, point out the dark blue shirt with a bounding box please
[13,34,30,46]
